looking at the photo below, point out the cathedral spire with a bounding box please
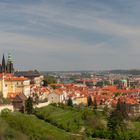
[2,54,6,73]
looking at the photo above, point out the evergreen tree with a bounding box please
[25,97,33,114]
[116,99,121,111]
[67,97,73,107]
[117,99,128,119]
[107,101,127,139]
[93,98,97,110]
[33,93,39,105]
[87,96,93,107]
[121,102,128,119]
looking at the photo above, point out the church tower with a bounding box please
[0,53,14,74]
[7,53,14,73]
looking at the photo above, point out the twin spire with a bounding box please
[0,53,14,73]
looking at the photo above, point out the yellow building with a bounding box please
[0,74,30,98]
[73,97,88,105]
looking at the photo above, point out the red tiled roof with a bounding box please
[5,77,29,81]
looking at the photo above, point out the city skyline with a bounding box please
[0,0,140,71]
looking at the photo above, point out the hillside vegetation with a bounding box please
[0,109,86,140]
[35,104,110,138]
[35,104,140,140]
[0,104,140,140]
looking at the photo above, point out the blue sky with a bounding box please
[0,0,140,71]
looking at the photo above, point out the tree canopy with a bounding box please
[25,97,33,114]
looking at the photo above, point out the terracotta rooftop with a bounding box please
[5,77,29,81]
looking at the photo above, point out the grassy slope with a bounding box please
[35,105,107,133]
[35,105,85,132]
[35,105,140,140]
[1,105,140,140]
[1,111,85,140]
[0,118,28,140]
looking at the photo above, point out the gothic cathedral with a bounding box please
[0,54,14,73]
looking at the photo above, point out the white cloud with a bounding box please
[0,0,140,70]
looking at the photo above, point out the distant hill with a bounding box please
[109,70,140,75]
[41,70,140,76]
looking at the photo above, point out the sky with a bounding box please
[0,0,140,71]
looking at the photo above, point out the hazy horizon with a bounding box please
[0,0,140,71]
